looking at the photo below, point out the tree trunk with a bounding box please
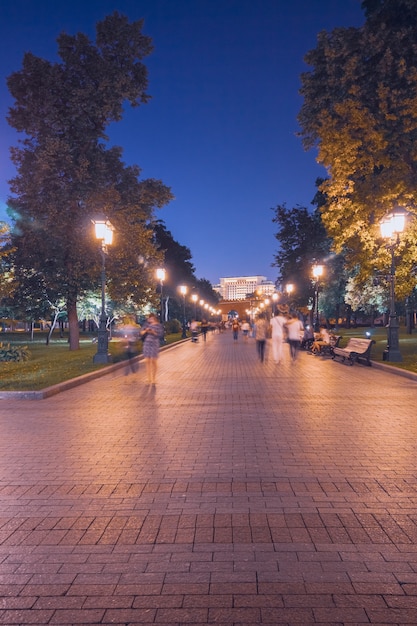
[46,309,61,344]
[67,298,80,350]
[337,302,342,331]
[345,305,352,329]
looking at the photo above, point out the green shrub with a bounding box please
[164,319,182,334]
[0,342,30,362]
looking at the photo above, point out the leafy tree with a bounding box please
[361,0,384,18]
[298,0,417,297]
[7,12,171,350]
[345,275,387,319]
[153,220,196,320]
[153,220,196,287]
[4,267,53,332]
[152,221,220,321]
[0,222,15,303]
[271,202,330,310]
[195,278,220,306]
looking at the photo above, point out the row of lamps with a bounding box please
[92,210,408,364]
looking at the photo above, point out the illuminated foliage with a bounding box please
[7,13,172,349]
[298,0,417,297]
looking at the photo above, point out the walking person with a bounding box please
[122,317,140,375]
[125,337,139,374]
[241,319,251,341]
[254,312,269,362]
[285,312,304,362]
[231,318,240,341]
[200,318,209,342]
[140,313,164,385]
[270,310,287,364]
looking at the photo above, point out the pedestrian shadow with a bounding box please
[141,383,157,400]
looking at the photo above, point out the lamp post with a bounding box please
[179,285,187,338]
[191,293,198,319]
[312,264,324,332]
[286,283,294,310]
[156,268,166,322]
[92,218,113,364]
[380,211,406,362]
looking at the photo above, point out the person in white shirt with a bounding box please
[270,311,287,364]
[241,319,251,341]
[285,313,304,362]
[311,326,331,354]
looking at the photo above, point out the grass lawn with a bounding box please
[335,326,417,374]
[0,331,183,391]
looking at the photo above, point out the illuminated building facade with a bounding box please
[216,276,275,301]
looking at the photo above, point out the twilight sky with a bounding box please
[0,0,365,285]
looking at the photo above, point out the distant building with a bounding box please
[216,276,275,301]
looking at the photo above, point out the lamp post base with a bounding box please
[93,321,112,363]
[383,347,402,362]
[385,316,402,362]
[93,352,112,364]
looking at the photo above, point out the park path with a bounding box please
[0,330,417,624]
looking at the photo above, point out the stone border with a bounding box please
[370,360,417,383]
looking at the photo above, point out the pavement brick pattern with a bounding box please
[0,331,417,625]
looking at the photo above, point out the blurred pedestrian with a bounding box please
[122,317,140,375]
[241,319,250,341]
[286,313,304,362]
[200,318,209,342]
[254,312,269,362]
[270,310,287,364]
[231,318,240,341]
[140,313,164,384]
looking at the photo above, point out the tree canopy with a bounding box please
[298,0,417,297]
[272,201,330,308]
[152,221,219,321]
[7,12,172,348]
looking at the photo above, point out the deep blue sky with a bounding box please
[0,0,364,285]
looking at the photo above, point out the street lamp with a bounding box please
[179,285,187,338]
[312,264,324,332]
[191,293,198,319]
[156,268,166,322]
[286,283,294,309]
[380,211,406,362]
[92,218,113,363]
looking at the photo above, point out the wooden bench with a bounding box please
[332,337,375,366]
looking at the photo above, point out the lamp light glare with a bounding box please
[93,219,113,245]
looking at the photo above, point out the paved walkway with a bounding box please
[0,331,417,625]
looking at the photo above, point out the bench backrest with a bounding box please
[344,338,373,354]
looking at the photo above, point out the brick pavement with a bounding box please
[0,330,417,625]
